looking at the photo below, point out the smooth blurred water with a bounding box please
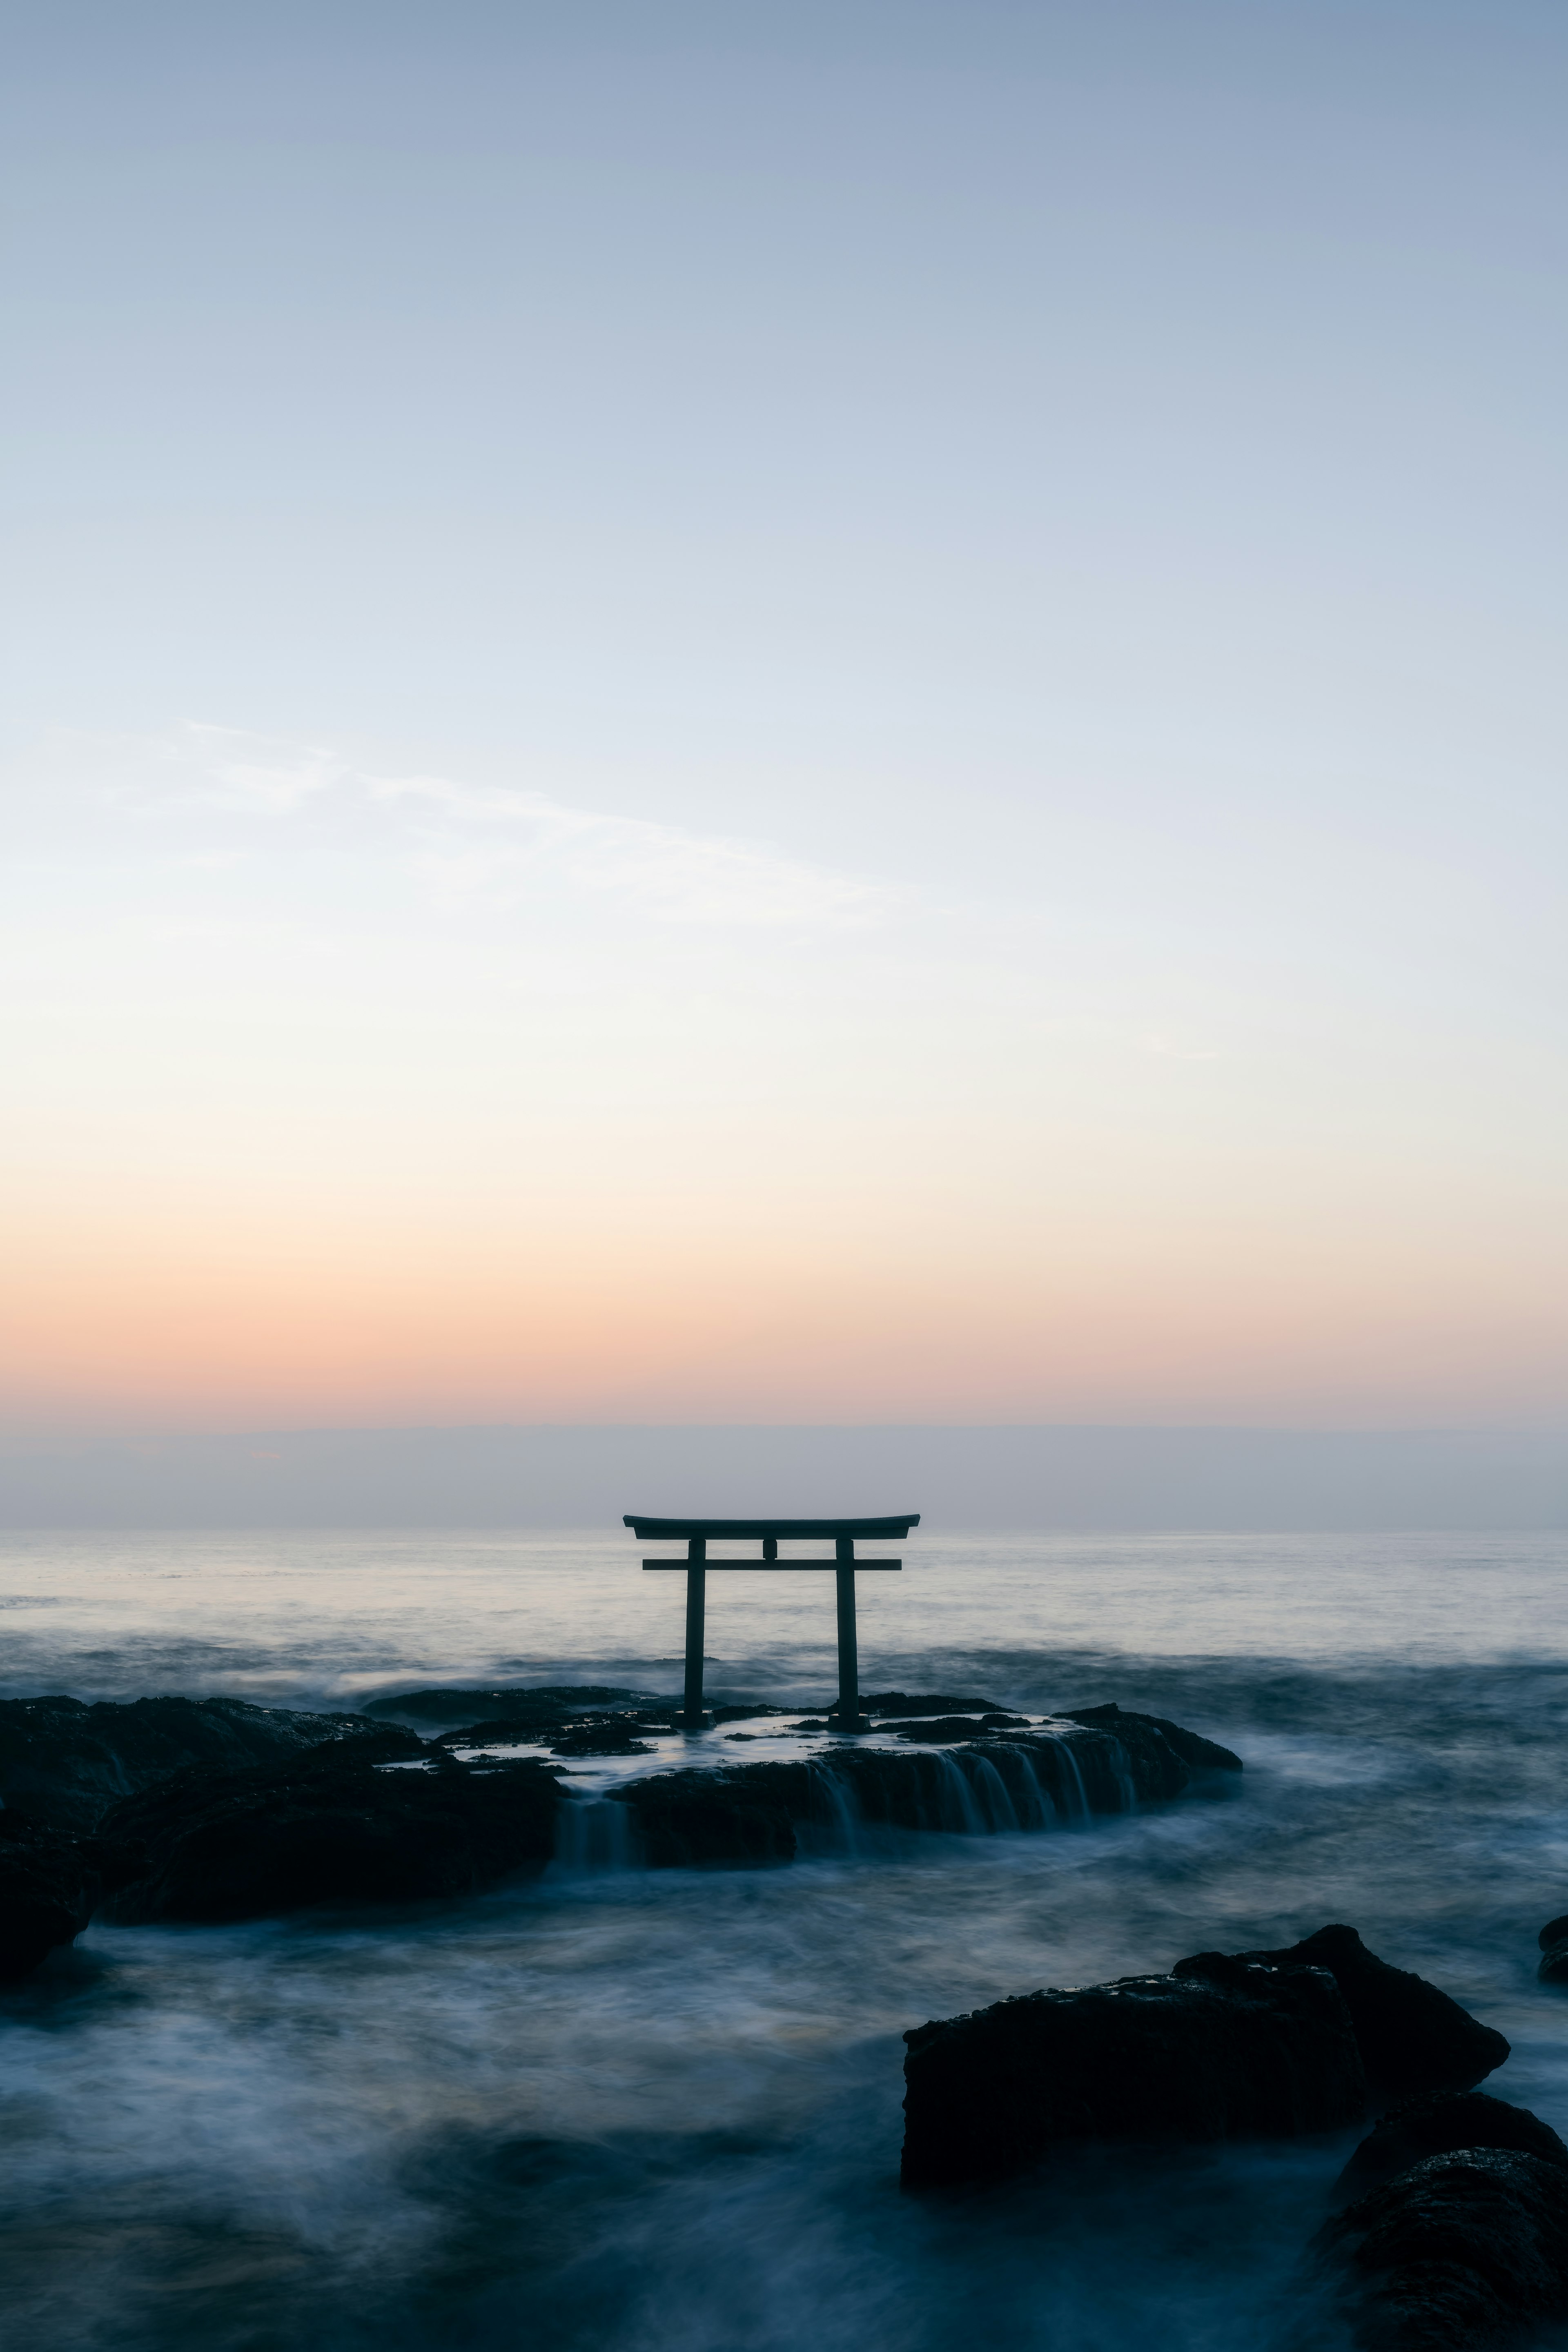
[3,1527,1568,2352]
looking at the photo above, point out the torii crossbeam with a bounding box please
[624,1513,921,1732]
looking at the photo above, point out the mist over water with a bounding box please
[4,1530,1567,2352]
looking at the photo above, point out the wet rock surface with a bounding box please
[0,1814,103,1979]
[1335,2093,1568,2202]
[97,1746,564,1922]
[0,1694,423,1832]
[363,1685,659,1731]
[609,1772,799,1867]
[900,1960,1366,2187]
[1315,2148,1568,2352]
[1064,1701,1244,1773]
[862,1693,1004,1717]
[1176,1925,1508,2096]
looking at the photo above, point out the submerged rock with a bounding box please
[97,1747,564,1922]
[1315,2148,1568,2351]
[1176,1926,1508,2096]
[0,1814,102,1979]
[0,1694,423,1832]
[1335,2093,1568,2203]
[900,1960,1366,2187]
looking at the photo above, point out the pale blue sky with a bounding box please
[4,2,1565,1432]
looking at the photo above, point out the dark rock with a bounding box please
[96,1748,564,1922]
[432,1718,550,1749]
[901,1961,1366,2187]
[1537,1913,1568,1953]
[1176,1926,1508,2097]
[0,1814,103,1979]
[1064,1702,1243,1773]
[1539,1938,1568,1987]
[0,1694,425,1832]
[545,1727,655,1757]
[362,1685,650,1728]
[609,1769,799,1867]
[1335,2093,1568,2203]
[862,1693,1002,1717]
[884,1716,1009,1742]
[980,1713,1031,1728]
[1315,2148,1568,2350]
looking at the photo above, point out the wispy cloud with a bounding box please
[78,724,902,931]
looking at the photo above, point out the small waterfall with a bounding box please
[1106,1736,1139,1813]
[1039,1732,1093,1825]
[992,1743,1054,1831]
[805,1760,860,1855]
[554,1794,639,1871]
[969,1753,1020,1833]
[932,1750,985,1834]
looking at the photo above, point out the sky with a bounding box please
[4,0,1565,1439]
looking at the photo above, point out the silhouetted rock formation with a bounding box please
[97,1747,563,1922]
[611,1774,797,1866]
[1335,2093,1568,2203]
[603,1716,1202,1864]
[0,1694,423,1832]
[1064,1701,1244,1773]
[1536,1914,1568,1984]
[363,1685,655,1729]
[0,1814,102,1979]
[1315,2149,1568,2351]
[900,1960,1365,2187]
[1176,1926,1508,2096]
[861,1693,1003,1716]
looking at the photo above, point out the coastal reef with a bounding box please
[0,1690,1235,1967]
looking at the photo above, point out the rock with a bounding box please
[0,1694,425,1832]
[0,1814,102,1979]
[1064,1702,1243,1773]
[883,1716,1013,1743]
[1539,1939,1568,1987]
[545,1727,656,1757]
[362,1685,652,1728]
[609,1770,798,1866]
[1537,1914,1568,1952]
[901,1959,1366,2187]
[1335,2093,1568,2203]
[1176,1926,1508,2097]
[1315,2148,1568,2350]
[862,1693,1003,1717]
[96,1748,564,1922]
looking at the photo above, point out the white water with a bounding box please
[4,1527,1568,2351]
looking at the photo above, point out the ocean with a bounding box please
[2,1526,1566,2351]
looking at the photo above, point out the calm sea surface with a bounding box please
[3,1527,1567,2352]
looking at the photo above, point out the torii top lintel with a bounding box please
[621,1513,920,1541]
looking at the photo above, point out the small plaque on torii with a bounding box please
[623,1513,921,1732]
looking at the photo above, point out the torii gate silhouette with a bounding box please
[624,1513,921,1733]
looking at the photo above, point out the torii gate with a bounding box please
[624,1513,921,1733]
